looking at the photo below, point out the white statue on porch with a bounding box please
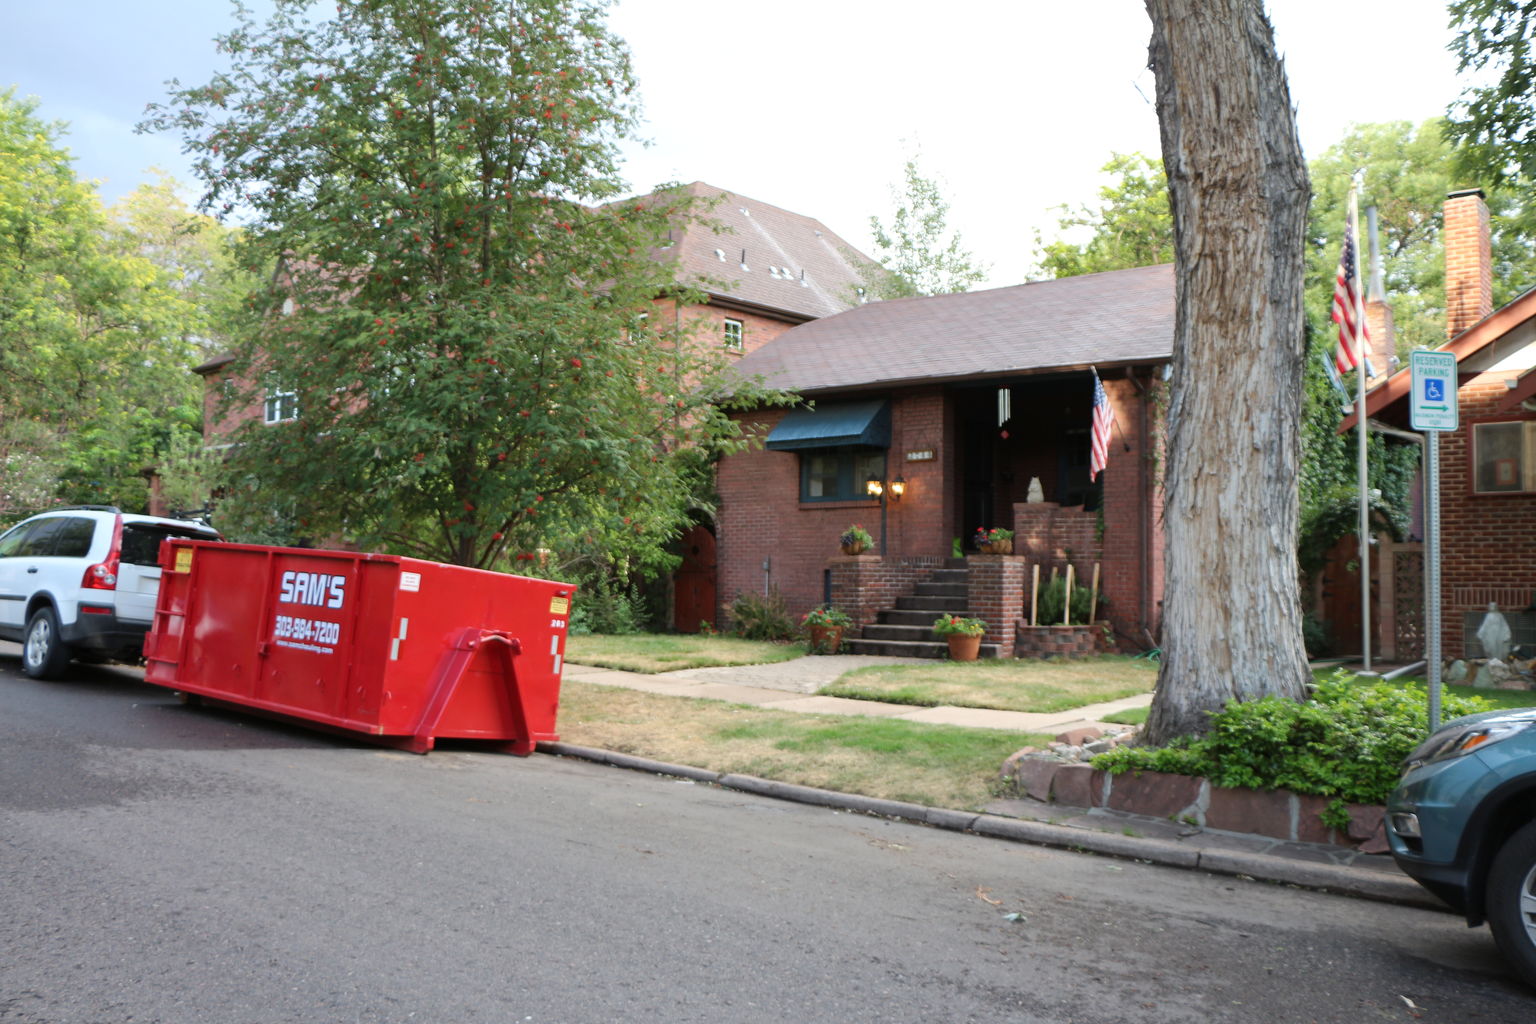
[1477,601,1512,662]
[1026,477,1044,503]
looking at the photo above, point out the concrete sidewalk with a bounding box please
[562,655,1154,734]
[556,655,1434,910]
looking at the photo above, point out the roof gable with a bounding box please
[663,182,878,322]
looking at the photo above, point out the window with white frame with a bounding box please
[723,318,744,352]
[264,390,298,424]
[1474,420,1536,492]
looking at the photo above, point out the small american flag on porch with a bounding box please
[1090,369,1115,482]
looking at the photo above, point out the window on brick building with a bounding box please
[264,390,298,425]
[723,318,744,352]
[800,448,885,502]
[1474,420,1536,492]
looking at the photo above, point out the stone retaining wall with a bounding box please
[998,760,1387,851]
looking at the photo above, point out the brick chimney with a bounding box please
[1445,188,1493,339]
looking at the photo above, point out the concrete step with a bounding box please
[880,608,952,627]
[914,581,967,598]
[896,594,968,612]
[860,623,942,642]
[842,637,1001,659]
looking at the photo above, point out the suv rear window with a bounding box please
[122,524,215,567]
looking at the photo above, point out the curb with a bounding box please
[538,742,1442,911]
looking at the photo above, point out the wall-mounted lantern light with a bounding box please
[889,477,906,501]
[866,476,884,499]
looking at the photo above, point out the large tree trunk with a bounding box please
[1142,0,1312,745]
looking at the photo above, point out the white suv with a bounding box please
[0,507,220,679]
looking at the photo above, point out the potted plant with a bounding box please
[802,604,853,654]
[974,526,1014,555]
[932,614,986,661]
[840,523,874,556]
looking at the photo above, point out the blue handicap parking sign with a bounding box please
[1425,378,1445,402]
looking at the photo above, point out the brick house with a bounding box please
[1348,188,1536,658]
[714,263,1174,655]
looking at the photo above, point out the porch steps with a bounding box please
[841,563,1000,659]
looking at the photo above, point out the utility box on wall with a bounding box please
[143,541,575,755]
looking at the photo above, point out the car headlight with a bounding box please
[1402,720,1533,772]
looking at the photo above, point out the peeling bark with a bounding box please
[1142,0,1312,744]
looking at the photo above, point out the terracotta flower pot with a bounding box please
[841,542,868,556]
[946,633,982,661]
[981,540,1013,555]
[807,624,844,655]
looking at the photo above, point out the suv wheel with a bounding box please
[1488,818,1536,990]
[22,606,70,680]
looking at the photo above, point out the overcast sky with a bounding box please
[1,0,1462,286]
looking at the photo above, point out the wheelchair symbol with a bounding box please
[1424,379,1445,402]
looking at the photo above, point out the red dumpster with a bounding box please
[142,540,575,755]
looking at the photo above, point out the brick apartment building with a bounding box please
[713,263,1174,654]
[1349,188,1536,658]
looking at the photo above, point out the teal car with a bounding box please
[1387,707,1536,989]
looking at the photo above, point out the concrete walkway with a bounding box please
[562,655,1154,734]
[556,655,1433,910]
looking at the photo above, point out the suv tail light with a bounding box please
[81,514,124,591]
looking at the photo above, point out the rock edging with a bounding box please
[998,753,1388,852]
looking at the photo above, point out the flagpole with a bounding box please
[1351,178,1372,672]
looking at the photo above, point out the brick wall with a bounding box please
[1434,374,1536,655]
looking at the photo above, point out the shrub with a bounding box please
[567,574,647,635]
[932,615,986,637]
[731,588,798,641]
[1092,672,1495,825]
[1034,575,1098,625]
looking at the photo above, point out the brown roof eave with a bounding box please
[782,359,1167,399]
[193,353,236,376]
[705,292,818,325]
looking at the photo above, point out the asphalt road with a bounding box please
[3,648,1535,1024]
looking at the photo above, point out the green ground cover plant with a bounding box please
[557,680,1047,809]
[818,656,1155,713]
[564,633,803,673]
[1091,672,1498,826]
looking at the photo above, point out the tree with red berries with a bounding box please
[143,0,784,570]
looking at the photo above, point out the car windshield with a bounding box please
[121,524,215,567]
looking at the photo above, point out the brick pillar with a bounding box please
[967,555,1026,656]
[828,555,885,629]
[1364,297,1396,382]
[1445,188,1492,340]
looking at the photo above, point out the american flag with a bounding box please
[1090,369,1115,482]
[1332,216,1369,373]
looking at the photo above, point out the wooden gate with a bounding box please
[673,524,717,633]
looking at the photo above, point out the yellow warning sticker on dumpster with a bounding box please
[174,548,194,574]
[550,596,570,615]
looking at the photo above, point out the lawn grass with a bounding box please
[817,655,1156,713]
[564,633,804,673]
[556,680,1045,809]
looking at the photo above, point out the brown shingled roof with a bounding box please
[731,263,1174,393]
[665,182,879,321]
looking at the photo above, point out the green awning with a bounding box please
[765,400,891,451]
